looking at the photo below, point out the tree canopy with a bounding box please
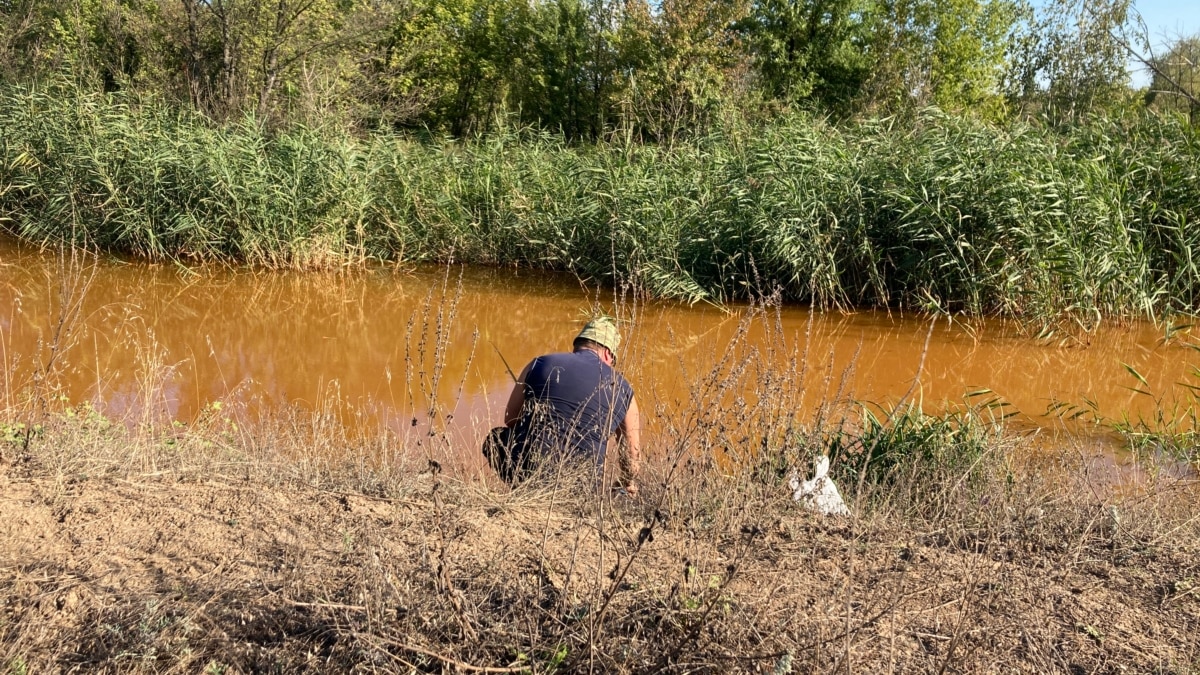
[0,0,1192,135]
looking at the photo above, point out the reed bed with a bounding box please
[2,85,1199,326]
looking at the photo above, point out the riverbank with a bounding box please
[2,410,1198,673]
[3,86,1199,322]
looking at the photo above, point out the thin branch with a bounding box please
[358,633,528,673]
[1098,9,1200,109]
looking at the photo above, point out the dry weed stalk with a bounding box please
[8,246,98,458]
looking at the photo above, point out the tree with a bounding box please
[0,0,118,84]
[1005,0,1132,121]
[621,0,749,141]
[863,0,1018,116]
[739,0,1017,117]
[740,0,874,115]
[373,0,533,134]
[0,0,393,122]
[1142,35,1200,123]
[510,0,612,139]
[195,0,393,121]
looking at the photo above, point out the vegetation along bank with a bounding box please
[2,87,1199,323]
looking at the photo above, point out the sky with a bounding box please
[1131,0,1199,76]
[1027,0,1198,87]
[1131,0,1199,44]
[1114,0,1195,87]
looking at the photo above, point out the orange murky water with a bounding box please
[2,239,1196,463]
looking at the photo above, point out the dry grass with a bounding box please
[1,399,1198,674]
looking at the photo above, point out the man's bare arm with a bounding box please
[617,395,642,494]
[503,362,533,427]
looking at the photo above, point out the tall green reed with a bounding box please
[825,401,1001,486]
[1,84,1197,322]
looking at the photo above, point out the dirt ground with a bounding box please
[2,432,1199,674]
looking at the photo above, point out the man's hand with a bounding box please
[617,396,642,499]
[612,479,638,498]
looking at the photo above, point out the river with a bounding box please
[1,238,1195,470]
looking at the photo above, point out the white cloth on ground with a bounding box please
[789,455,850,516]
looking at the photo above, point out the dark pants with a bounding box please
[482,426,530,483]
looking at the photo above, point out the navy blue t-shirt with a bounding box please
[512,349,634,464]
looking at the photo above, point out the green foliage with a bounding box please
[619,0,750,142]
[863,0,1019,115]
[1,86,1198,321]
[740,0,873,114]
[1,0,397,122]
[1,0,1179,134]
[1006,0,1134,122]
[516,0,604,138]
[739,0,1020,117]
[377,0,531,134]
[826,403,998,485]
[2,421,28,444]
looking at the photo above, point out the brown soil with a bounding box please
[1,426,1199,674]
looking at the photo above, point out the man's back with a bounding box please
[513,349,634,463]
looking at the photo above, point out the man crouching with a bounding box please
[484,317,642,496]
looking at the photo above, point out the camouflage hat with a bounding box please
[576,317,621,356]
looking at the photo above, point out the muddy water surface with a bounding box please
[2,239,1195,466]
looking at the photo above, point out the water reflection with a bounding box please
[1,238,1196,463]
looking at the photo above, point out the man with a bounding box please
[484,317,641,495]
